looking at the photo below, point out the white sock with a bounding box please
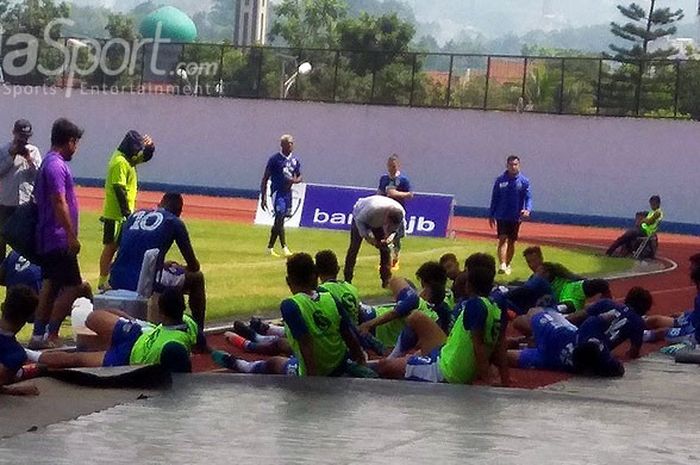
[255,334,279,344]
[25,349,42,362]
[387,344,404,359]
[234,359,267,373]
[556,304,569,313]
[267,325,286,337]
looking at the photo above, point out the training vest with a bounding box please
[285,292,346,377]
[438,297,502,384]
[641,208,663,236]
[318,280,361,325]
[129,315,198,365]
[375,297,437,347]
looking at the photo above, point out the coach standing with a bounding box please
[30,118,85,349]
[489,155,532,276]
[377,154,412,270]
[0,119,42,260]
[260,134,302,257]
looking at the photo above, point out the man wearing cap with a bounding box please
[98,130,155,290]
[0,120,42,260]
[260,134,302,257]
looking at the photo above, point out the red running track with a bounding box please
[77,187,700,389]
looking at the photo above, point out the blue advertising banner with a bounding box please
[299,184,453,238]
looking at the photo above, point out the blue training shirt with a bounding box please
[584,299,645,351]
[489,171,532,221]
[266,152,301,194]
[0,331,27,374]
[110,208,192,292]
[2,251,42,293]
[378,174,411,206]
[530,310,578,371]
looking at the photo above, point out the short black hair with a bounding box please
[439,253,458,266]
[287,253,317,288]
[689,253,700,267]
[51,118,83,146]
[315,250,340,277]
[692,266,700,286]
[523,246,543,259]
[649,195,661,205]
[1,285,39,326]
[467,265,495,296]
[160,193,184,217]
[159,342,192,373]
[572,341,624,378]
[158,288,186,322]
[624,287,652,316]
[540,262,578,281]
[464,253,496,275]
[416,261,447,304]
[387,153,400,163]
[507,155,520,163]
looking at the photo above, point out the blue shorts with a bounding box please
[666,322,696,343]
[404,346,445,383]
[103,318,143,367]
[272,191,292,217]
[518,348,546,369]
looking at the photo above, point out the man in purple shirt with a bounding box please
[30,118,86,349]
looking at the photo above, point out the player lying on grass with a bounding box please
[35,289,196,373]
[537,262,611,314]
[508,307,625,377]
[371,265,510,386]
[0,286,41,396]
[225,250,385,356]
[643,266,700,345]
[564,287,652,359]
[213,253,371,377]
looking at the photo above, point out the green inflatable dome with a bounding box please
[139,6,198,42]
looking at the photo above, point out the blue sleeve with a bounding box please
[523,176,533,211]
[585,299,617,317]
[400,176,411,192]
[265,156,274,174]
[394,288,419,317]
[629,314,645,349]
[377,175,388,193]
[0,337,27,373]
[489,177,499,218]
[463,298,488,332]
[294,158,301,176]
[281,299,309,339]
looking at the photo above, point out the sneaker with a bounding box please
[268,248,280,257]
[211,350,237,370]
[505,265,512,276]
[498,263,507,274]
[282,246,293,257]
[232,321,258,341]
[249,317,270,335]
[27,335,48,350]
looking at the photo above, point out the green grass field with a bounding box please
[14,211,632,341]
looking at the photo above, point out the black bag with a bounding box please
[2,202,39,263]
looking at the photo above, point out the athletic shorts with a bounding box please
[103,318,143,367]
[517,348,547,369]
[559,281,586,311]
[404,346,445,383]
[155,264,186,292]
[665,322,697,344]
[283,356,300,376]
[272,191,293,218]
[39,249,82,288]
[101,218,123,245]
[496,220,521,241]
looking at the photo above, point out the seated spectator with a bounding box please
[36,289,196,373]
[606,195,663,257]
[0,286,40,396]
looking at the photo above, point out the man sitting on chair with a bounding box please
[109,193,206,347]
[606,195,663,258]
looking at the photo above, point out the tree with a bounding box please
[269,0,347,49]
[0,0,70,36]
[337,12,414,76]
[605,1,684,115]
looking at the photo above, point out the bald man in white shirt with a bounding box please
[343,195,405,288]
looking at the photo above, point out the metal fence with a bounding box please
[2,38,699,120]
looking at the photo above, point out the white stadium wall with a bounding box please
[1,88,697,229]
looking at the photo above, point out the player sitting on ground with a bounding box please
[643,266,700,345]
[565,287,652,359]
[537,262,611,314]
[0,286,41,396]
[508,307,625,377]
[373,265,510,386]
[439,253,461,309]
[109,193,207,349]
[35,289,196,373]
[213,253,368,377]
